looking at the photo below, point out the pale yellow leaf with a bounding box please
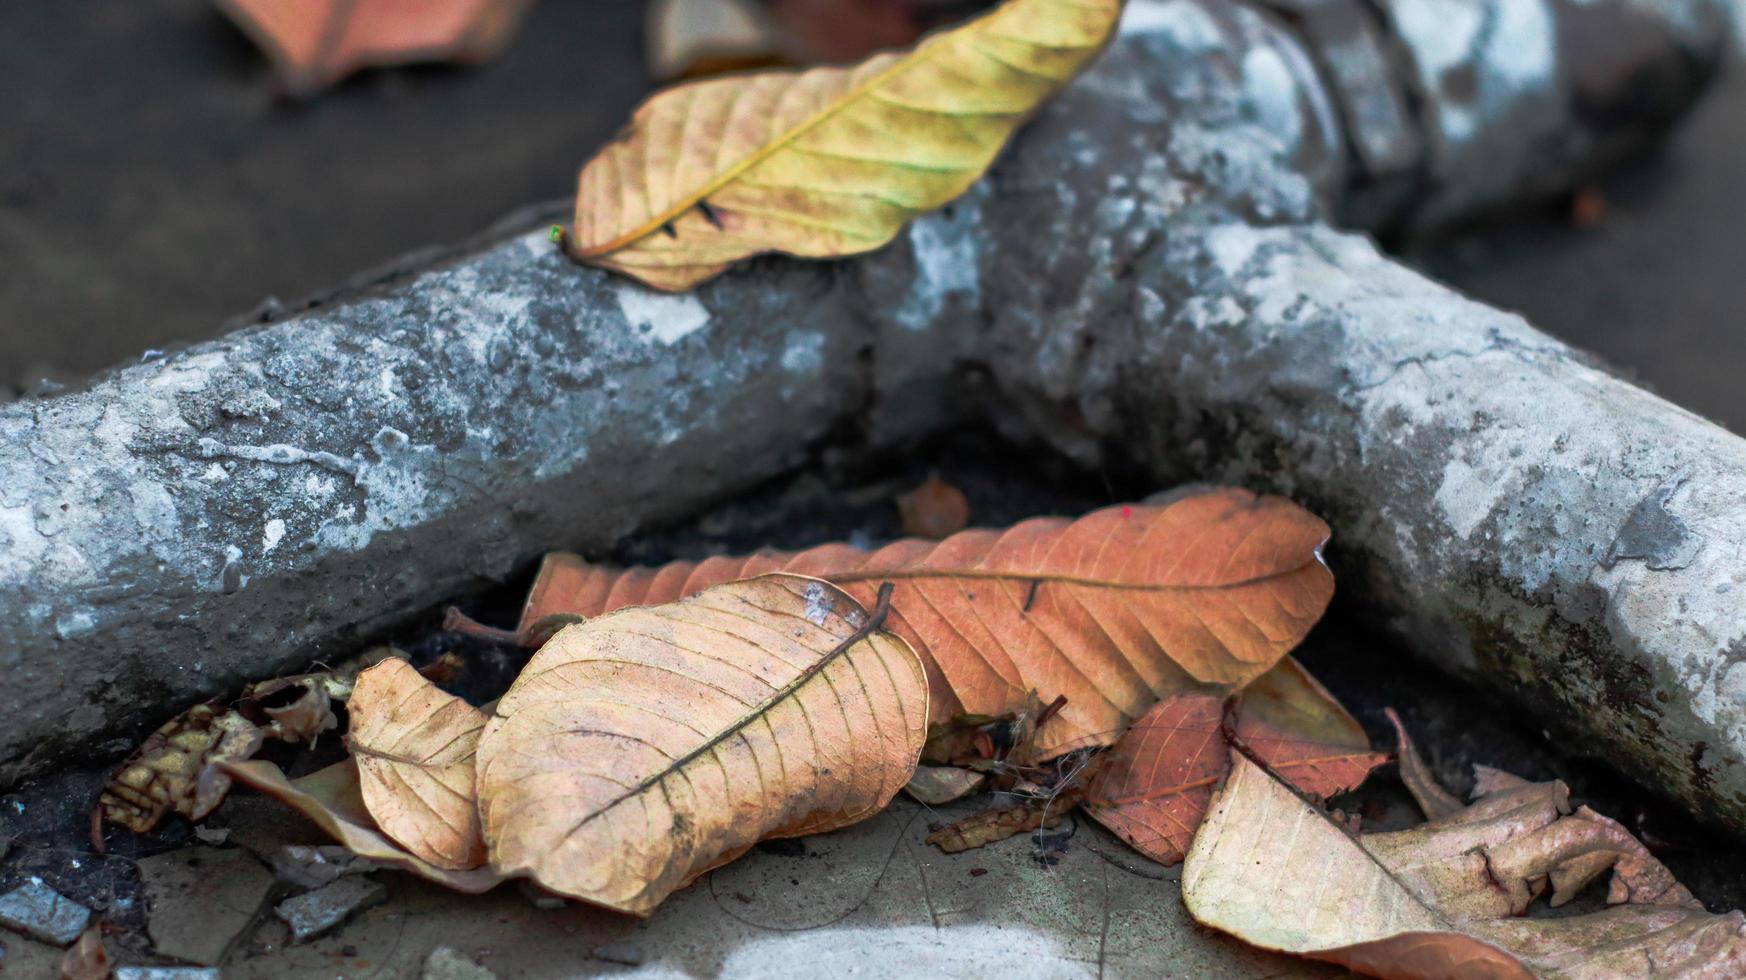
[347,659,489,870]
[568,0,1124,290]
[475,574,928,915]
[1183,752,1746,978]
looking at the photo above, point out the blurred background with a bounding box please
[1,0,1742,429]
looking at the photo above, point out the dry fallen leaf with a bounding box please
[221,759,505,893]
[93,654,396,847]
[475,574,928,915]
[566,0,1123,290]
[1182,725,1746,978]
[1083,657,1385,865]
[347,659,489,870]
[214,0,532,96]
[465,489,1334,763]
[93,703,264,846]
[896,474,970,540]
[59,926,110,980]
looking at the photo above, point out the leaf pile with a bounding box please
[232,574,926,915]
[1183,715,1746,978]
[91,655,390,850]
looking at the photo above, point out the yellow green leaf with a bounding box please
[567,0,1124,290]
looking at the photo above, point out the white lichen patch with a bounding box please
[614,282,711,346]
[781,330,825,374]
[891,206,983,333]
[262,518,287,554]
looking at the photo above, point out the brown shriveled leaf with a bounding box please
[1183,736,1746,978]
[220,759,505,893]
[475,574,928,915]
[93,703,264,844]
[214,0,532,96]
[468,489,1335,763]
[347,659,489,871]
[566,0,1123,290]
[241,674,339,744]
[927,749,1104,852]
[92,653,402,847]
[1083,657,1385,865]
[897,474,970,540]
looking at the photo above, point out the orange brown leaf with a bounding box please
[483,488,1334,762]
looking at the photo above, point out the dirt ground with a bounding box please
[4,3,1746,976]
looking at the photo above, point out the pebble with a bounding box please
[115,969,222,980]
[0,879,91,946]
[139,846,276,965]
[592,942,645,966]
[423,945,498,979]
[271,843,383,890]
[274,876,387,943]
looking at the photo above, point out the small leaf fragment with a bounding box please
[568,0,1124,290]
[475,574,929,915]
[905,765,987,805]
[896,474,970,540]
[347,659,489,870]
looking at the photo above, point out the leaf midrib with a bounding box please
[548,588,888,842]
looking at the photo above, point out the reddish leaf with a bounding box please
[1083,658,1385,865]
[215,0,533,95]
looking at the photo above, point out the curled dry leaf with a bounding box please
[220,759,505,893]
[475,574,927,915]
[1182,727,1746,978]
[566,0,1123,290]
[1083,657,1385,865]
[896,474,970,540]
[93,654,395,846]
[347,659,489,870]
[215,0,532,96]
[93,703,264,845]
[469,489,1334,763]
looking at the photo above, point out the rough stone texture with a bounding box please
[0,0,1737,836]
[222,795,1337,978]
[274,875,387,943]
[0,879,91,946]
[424,945,499,980]
[139,846,275,965]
